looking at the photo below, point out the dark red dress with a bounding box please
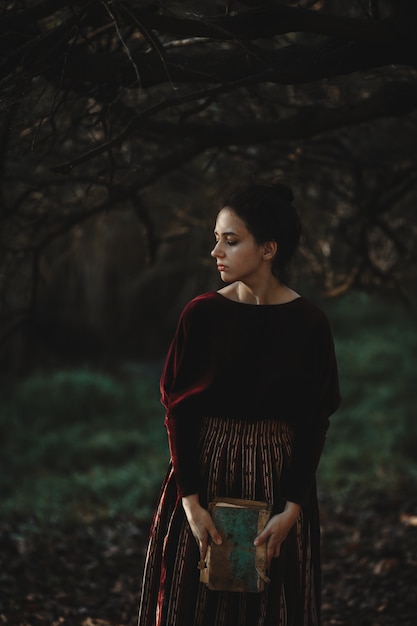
[138,292,341,626]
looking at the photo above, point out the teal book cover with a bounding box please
[200,498,271,593]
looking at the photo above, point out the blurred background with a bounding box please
[1,0,417,534]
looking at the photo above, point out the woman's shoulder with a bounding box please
[294,295,327,316]
[173,292,225,335]
[184,291,220,309]
[293,297,335,337]
[179,291,222,320]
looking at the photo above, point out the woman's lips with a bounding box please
[217,264,226,271]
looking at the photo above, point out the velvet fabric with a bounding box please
[161,292,341,505]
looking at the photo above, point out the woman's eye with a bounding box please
[227,240,238,246]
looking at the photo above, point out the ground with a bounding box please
[1,493,416,625]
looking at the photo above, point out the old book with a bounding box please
[199,497,272,593]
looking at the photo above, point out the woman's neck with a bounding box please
[220,281,300,305]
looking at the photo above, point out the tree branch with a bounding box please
[141,81,417,145]
[2,3,414,94]
[119,4,394,43]
[50,72,270,174]
[55,34,403,93]
[51,80,417,173]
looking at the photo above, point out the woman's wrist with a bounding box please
[182,493,201,512]
[282,501,301,522]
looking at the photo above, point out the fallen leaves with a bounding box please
[400,513,417,527]
[320,492,417,626]
[0,494,416,625]
[0,518,147,626]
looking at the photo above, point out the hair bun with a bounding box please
[270,179,294,204]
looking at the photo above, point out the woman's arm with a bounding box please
[162,300,214,498]
[182,494,222,562]
[254,500,301,567]
[281,312,341,506]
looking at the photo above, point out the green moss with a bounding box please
[318,291,417,499]
[0,367,168,522]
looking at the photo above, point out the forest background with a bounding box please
[1,1,417,624]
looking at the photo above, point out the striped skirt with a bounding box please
[137,417,321,626]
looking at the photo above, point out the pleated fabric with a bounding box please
[138,417,322,626]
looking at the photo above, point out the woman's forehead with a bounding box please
[215,207,247,234]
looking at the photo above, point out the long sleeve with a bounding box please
[161,299,215,497]
[281,312,341,506]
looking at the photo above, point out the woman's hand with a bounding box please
[254,501,301,568]
[182,494,222,562]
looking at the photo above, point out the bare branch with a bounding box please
[51,71,270,174]
[143,81,417,144]
[51,80,417,174]
[54,32,406,93]
[102,2,143,89]
[120,4,394,43]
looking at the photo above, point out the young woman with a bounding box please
[138,181,341,626]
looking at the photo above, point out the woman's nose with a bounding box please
[211,241,223,258]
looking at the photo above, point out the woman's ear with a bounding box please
[262,240,277,260]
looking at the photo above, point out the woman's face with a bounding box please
[211,208,266,283]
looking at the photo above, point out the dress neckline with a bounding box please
[212,291,303,308]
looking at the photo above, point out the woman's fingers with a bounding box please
[207,518,223,546]
[266,534,282,563]
[254,514,292,566]
[198,533,208,561]
[253,526,268,547]
[198,515,222,560]
[187,509,222,560]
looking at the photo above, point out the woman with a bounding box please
[138,181,341,626]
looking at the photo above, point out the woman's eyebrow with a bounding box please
[214,230,239,236]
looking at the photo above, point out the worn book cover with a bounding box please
[200,497,272,593]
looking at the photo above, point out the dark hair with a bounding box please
[221,181,301,284]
